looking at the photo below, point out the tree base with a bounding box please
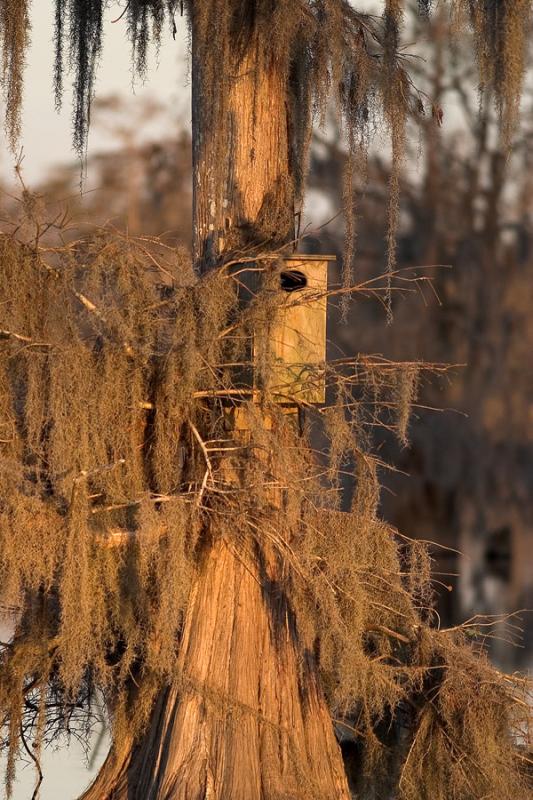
[80,538,350,800]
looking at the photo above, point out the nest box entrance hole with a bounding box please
[280,269,308,292]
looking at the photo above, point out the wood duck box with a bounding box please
[231,255,336,405]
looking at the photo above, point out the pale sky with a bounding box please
[0,2,190,186]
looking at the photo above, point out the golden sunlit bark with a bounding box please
[81,539,350,799]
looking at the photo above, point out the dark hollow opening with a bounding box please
[280,270,308,292]
[484,525,512,582]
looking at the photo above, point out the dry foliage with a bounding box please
[0,216,529,798]
[0,0,30,150]
[453,0,531,145]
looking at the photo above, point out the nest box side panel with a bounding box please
[269,258,328,404]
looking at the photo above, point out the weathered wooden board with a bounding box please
[266,255,332,404]
[230,255,335,405]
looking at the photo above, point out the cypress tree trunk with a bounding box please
[80,7,350,798]
[191,9,296,268]
[80,539,350,799]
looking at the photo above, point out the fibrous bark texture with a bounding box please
[81,539,350,799]
[190,2,296,267]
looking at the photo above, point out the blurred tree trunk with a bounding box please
[80,7,350,799]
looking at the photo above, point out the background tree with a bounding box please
[0,2,532,799]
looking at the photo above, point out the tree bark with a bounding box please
[81,6,350,798]
[80,539,350,799]
[191,6,295,267]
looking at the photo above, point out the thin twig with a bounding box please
[19,723,43,800]
[189,421,214,508]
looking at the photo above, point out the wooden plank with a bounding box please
[266,257,330,404]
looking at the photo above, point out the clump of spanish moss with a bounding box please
[454,0,532,145]
[0,219,530,798]
[0,0,30,151]
[394,363,420,447]
[53,1,180,158]
[382,0,407,321]
[54,0,104,158]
